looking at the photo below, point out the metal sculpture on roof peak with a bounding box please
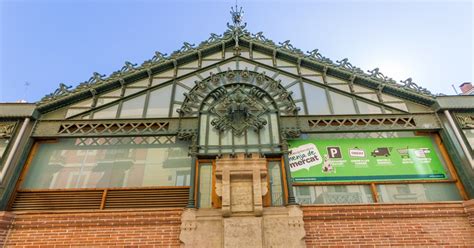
[229,4,245,29]
[227,4,247,54]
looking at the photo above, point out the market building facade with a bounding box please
[1,7,473,247]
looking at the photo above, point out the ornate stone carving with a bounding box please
[180,153,306,248]
[0,122,16,138]
[215,154,268,217]
[456,115,474,128]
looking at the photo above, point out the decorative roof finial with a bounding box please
[227,3,247,55]
[227,3,247,31]
[230,4,244,28]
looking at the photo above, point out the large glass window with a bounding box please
[294,185,374,204]
[21,137,191,189]
[292,132,464,204]
[376,183,461,203]
[268,160,284,206]
[198,162,213,208]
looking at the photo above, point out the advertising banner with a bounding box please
[288,137,447,182]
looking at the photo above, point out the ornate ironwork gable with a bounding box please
[177,70,299,118]
[36,16,438,114]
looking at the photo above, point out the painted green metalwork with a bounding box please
[280,113,441,133]
[36,16,438,115]
[31,118,195,137]
[280,131,297,205]
[438,114,474,198]
[178,70,298,117]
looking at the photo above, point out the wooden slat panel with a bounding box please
[105,188,189,209]
[12,191,102,211]
[12,187,190,211]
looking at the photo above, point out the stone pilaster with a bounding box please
[180,153,306,248]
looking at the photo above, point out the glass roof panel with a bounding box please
[303,83,331,115]
[120,94,146,118]
[93,105,118,119]
[357,100,383,114]
[147,85,173,118]
[329,91,356,114]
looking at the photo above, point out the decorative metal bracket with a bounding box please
[0,122,16,138]
[456,114,474,128]
[281,127,301,139]
[177,129,197,141]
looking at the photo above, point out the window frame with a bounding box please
[291,132,468,204]
[9,138,192,211]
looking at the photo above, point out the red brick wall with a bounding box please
[2,202,474,247]
[303,202,474,247]
[0,212,14,247]
[464,199,474,226]
[3,208,183,247]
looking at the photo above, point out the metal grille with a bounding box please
[308,117,416,128]
[75,136,177,146]
[58,122,169,135]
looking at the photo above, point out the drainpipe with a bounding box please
[0,118,30,184]
[281,135,297,205]
[444,110,474,169]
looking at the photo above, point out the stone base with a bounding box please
[180,208,223,247]
[224,216,262,248]
[263,206,306,248]
[180,206,306,248]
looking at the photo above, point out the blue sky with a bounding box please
[0,0,472,102]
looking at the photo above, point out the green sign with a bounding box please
[288,137,447,182]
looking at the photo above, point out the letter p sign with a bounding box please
[327,146,342,159]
